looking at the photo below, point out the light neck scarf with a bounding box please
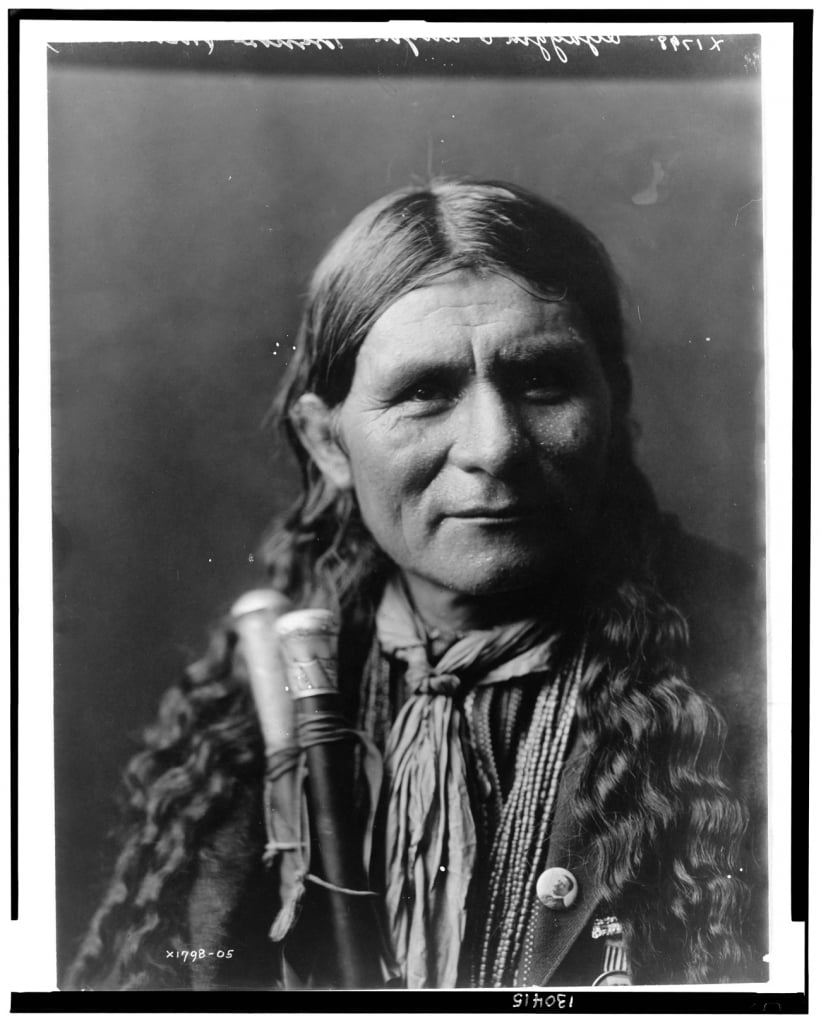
[376,578,560,988]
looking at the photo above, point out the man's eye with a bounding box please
[409,384,448,402]
[398,380,454,405]
[522,375,567,401]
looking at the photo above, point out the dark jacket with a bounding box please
[163,532,769,990]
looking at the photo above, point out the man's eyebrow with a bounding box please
[372,355,464,385]
[503,333,588,353]
[487,333,593,367]
[369,342,586,390]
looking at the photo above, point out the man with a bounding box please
[67,179,766,990]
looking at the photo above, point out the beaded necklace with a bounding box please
[357,627,584,988]
[468,650,583,987]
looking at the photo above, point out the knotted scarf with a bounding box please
[377,578,558,988]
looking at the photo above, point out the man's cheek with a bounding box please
[355,485,403,544]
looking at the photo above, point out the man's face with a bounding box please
[335,270,613,603]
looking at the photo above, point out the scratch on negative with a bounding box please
[47,43,60,53]
[734,197,762,227]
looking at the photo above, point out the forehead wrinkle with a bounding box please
[371,308,579,343]
[380,302,566,328]
[357,274,592,380]
[362,318,587,372]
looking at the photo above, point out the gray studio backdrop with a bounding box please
[49,41,762,976]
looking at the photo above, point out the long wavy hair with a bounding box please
[66,179,750,989]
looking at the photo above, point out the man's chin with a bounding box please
[423,548,563,600]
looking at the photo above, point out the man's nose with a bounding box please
[449,384,527,476]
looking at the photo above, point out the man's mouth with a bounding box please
[447,505,535,521]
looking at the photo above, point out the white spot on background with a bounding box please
[632,160,665,206]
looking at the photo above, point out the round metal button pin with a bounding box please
[536,867,578,910]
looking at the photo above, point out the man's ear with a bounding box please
[290,393,352,490]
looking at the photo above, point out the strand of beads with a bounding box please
[502,681,567,977]
[511,652,586,985]
[471,686,504,827]
[476,684,551,984]
[476,652,581,986]
[500,684,525,763]
[498,683,560,934]
[489,679,564,983]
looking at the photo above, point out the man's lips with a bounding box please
[446,505,536,520]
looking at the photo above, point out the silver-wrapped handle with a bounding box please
[275,609,340,700]
[231,588,295,754]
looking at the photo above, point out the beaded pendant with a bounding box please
[591,917,632,986]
